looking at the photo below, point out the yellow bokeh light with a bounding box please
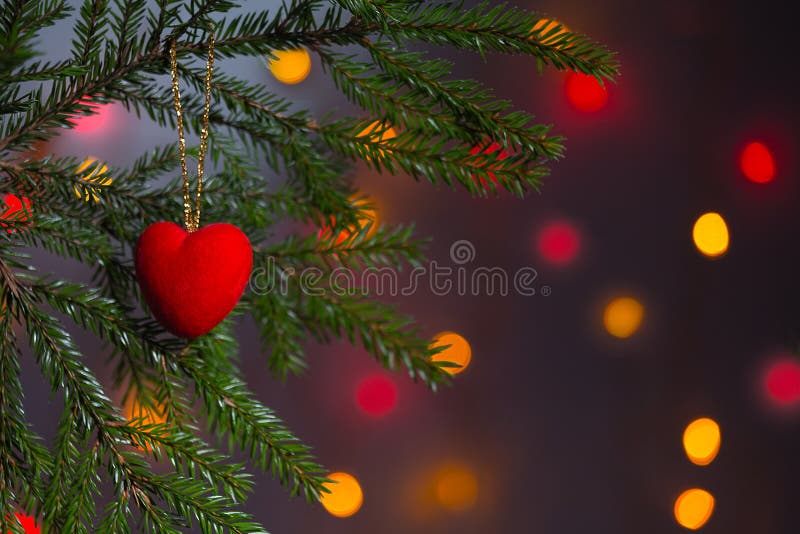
[75,157,112,202]
[321,472,363,518]
[268,48,312,84]
[430,331,472,374]
[357,121,397,159]
[603,297,644,339]
[531,18,569,47]
[123,395,167,450]
[434,465,478,512]
[683,417,721,466]
[674,488,715,530]
[692,212,729,258]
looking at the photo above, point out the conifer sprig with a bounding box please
[0,0,617,530]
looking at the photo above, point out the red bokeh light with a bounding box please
[7,513,41,533]
[565,73,608,112]
[1,194,32,233]
[536,220,581,265]
[740,142,775,183]
[73,101,116,134]
[764,358,800,406]
[355,374,398,417]
[470,141,509,185]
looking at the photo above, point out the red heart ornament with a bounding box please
[135,222,252,338]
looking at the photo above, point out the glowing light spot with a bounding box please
[320,196,379,245]
[357,121,397,160]
[536,220,580,265]
[123,395,167,450]
[469,141,509,186]
[692,212,729,258]
[6,513,41,533]
[674,488,714,530]
[74,157,113,202]
[321,472,363,518]
[603,297,644,339]
[430,332,472,374]
[1,194,32,233]
[683,418,721,466]
[434,465,478,512]
[73,101,116,134]
[356,374,398,417]
[531,18,569,47]
[268,48,312,84]
[764,357,800,406]
[565,73,608,112]
[740,142,775,183]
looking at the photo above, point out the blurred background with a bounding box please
[8,0,800,532]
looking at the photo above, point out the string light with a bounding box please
[674,488,714,530]
[692,212,729,258]
[433,464,478,512]
[536,220,581,265]
[682,418,721,466]
[321,472,363,518]
[268,48,311,84]
[740,142,775,183]
[602,297,644,339]
[74,157,112,202]
[565,73,608,112]
[430,332,472,374]
[355,374,398,417]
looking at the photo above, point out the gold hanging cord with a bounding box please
[169,30,215,232]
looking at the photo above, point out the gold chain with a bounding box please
[169,32,215,233]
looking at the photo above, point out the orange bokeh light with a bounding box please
[682,417,721,466]
[123,395,167,450]
[531,18,569,47]
[268,48,312,84]
[603,297,644,339]
[674,488,715,530]
[74,157,113,202]
[565,73,608,112]
[357,121,397,160]
[740,142,775,183]
[320,196,379,245]
[430,331,472,374]
[433,464,479,512]
[321,472,363,518]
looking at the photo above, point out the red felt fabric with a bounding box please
[135,222,252,338]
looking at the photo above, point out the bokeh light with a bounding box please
[469,141,509,186]
[430,332,472,374]
[536,220,581,265]
[9,512,41,533]
[565,73,608,112]
[357,121,397,159]
[674,488,715,530]
[320,196,379,245]
[740,141,775,183]
[531,18,568,47]
[1,194,32,233]
[123,395,167,450]
[603,297,644,339]
[74,157,113,202]
[355,374,398,417]
[434,465,479,512]
[321,472,363,518]
[73,101,116,134]
[692,212,729,258]
[764,356,800,406]
[268,48,312,84]
[682,418,721,466]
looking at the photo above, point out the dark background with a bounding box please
[16,0,800,532]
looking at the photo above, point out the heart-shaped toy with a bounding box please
[135,222,253,338]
